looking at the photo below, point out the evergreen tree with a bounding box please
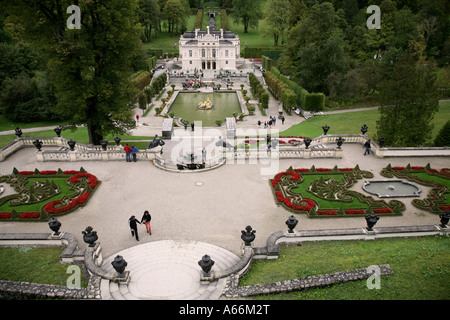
[434,120,450,147]
[377,51,439,147]
[4,0,143,145]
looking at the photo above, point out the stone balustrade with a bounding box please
[1,134,449,163]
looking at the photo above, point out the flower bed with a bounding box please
[271,165,403,218]
[0,168,100,221]
[381,163,449,214]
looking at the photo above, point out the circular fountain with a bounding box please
[362,180,421,198]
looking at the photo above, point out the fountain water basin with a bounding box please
[362,180,421,198]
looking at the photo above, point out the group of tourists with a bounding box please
[128,211,152,241]
[258,115,284,128]
[123,143,139,162]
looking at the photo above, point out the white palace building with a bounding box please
[178,11,240,72]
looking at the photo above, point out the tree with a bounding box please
[4,0,143,145]
[263,0,290,46]
[138,0,161,42]
[163,0,189,36]
[232,0,262,33]
[279,2,350,93]
[376,52,439,147]
[434,120,450,147]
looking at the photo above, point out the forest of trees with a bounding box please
[0,0,448,146]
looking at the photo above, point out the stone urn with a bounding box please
[365,213,379,231]
[304,138,312,149]
[82,226,98,247]
[322,125,330,135]
[285,215,298,233]
[54,127,62,137]
[114,136,121,146]
[439,211,450,228]
[241,225,256,246]
[48,218,62,236]
[111,255,127,277]
[336,137,345,149]
[67,139,76,151]
[100,140,108,151]
[33,139,43,151]
[15,127,23,138]
[198,254,215,277]
[378,137,387,148]
[361,124,368,135]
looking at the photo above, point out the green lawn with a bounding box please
[280,101,450,145]
[290,174,368,209]
[0,126,154,149]
[0,247,88,288]
[239,236,450,300]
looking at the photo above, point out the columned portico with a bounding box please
[179,11,240,72]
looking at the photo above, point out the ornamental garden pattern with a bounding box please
[0,168,100,221]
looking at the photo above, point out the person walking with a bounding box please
[124,144,131,162]
[136,114,139,123]
[363,139,371,156]
[141,210,152,235]
[128,215,141,241]
[202,147,207,162]
[131,145,138,162]
[281,116,285,124]
[184,121,188,131]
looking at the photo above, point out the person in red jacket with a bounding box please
[124,143,131,162]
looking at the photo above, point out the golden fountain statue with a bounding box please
[198,98,214,110]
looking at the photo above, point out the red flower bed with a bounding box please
[373,208,393,214]
[411,166,424,170]
[40,170,57,175]
[295,168,310,172]
[317,168,332,172]
[69,173,99,189]
[0,212,11,219]
[19,212,40,219]
[439,206,450,211]
[283,198,315,211]
[392,166,406,170]
[44,192,91,215]
[344,209,365,215]
[338,168,353,171]
[18,171,34,175]
[64,170,79,174]
[317,210,337,215]
[271,171,300,188]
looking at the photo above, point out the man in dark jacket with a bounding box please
[128,216,141,241]
[363,139,371,156]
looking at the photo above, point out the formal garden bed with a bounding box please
[380,164,450,214]
[271,165,405,218]
[0,168,100,221]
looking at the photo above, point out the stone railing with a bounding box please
[154,152,225,172]
[36,148,161,162]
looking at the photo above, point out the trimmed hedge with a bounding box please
[249,73,269,109]
[303,93,325,111]
[132,71,152,91]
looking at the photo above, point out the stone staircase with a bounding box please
[99,240,241,300]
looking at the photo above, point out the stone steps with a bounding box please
[99,240,240,300]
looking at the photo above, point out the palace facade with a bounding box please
[178,12,240,71]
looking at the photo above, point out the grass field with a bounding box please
[143,2,276,56]
[0,247,89,288]
[279,101,450,146]
[239,236,450,300]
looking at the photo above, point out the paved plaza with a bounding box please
[0,72,448,300]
